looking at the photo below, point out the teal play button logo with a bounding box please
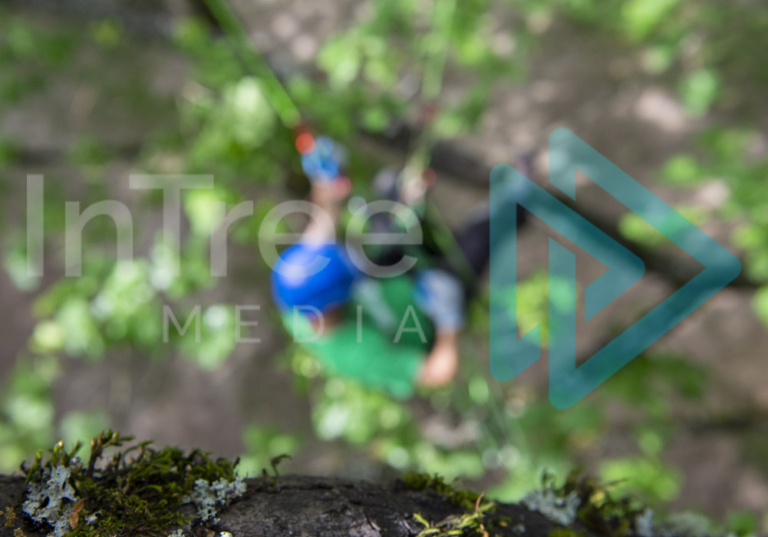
[489,128,742,408]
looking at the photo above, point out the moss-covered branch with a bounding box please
[0,432,735,537]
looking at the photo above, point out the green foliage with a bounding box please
[621,0,682,41]
[655,127,768,320]
[0,1,765,530]
[181,77,279,176]
[3,233,40,292]
[59,412,110,461]
[592,356,705,504]
[753,286,768,327]
[236,425,301,477]
[618,205,709,248]
[659,155,705,187]
[725,511,758,537]
[0,356,59,472]
[89,20,123,49]
[313,377,412,445]
[312,0,525,139]
[174,305,238,369]
[679,69,720,118]
[515,271,580,346]
[309,373,487,481]
[521,0,768,117]
[599,457,681,503]
[29,259,160,360]
[0,14,78,108]
[555,0,768,322]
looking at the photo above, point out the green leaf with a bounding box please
[732,224,767,250]
[6,19,37,58]
[90,20,122,49]
[318,37,361,89]
[600,456,682,502]
[31,321,66,353]
[362,106,390,132]
[224,77,277,149]
[622,0,681,40]
[619,206,708,247]
[659,155,704,186]
[619,213,665,247]
[637,429,664,457]
[363,58,398,87]
[698,127,752,163]
[184,189,226,238]
[753,286,768,327]
[642,44,675,74]
[726,511,758,537]
[468,376,490,404]
[433,112,467,138]
[680,68,720,117]
[3,237,40,292]
[60,411,109,457]
[237,425,301,477]
[177,304,238,369]
[56,297,105,359]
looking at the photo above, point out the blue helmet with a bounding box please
[271,242,360,316]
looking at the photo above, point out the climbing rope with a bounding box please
[198,0,521,465]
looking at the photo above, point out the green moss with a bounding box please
[530,471,650,537]
[19,430,245,537]
[406,471,656,537]
[403,473,497,536]
[412,500,496,537]
[548,528,587,537]
[402,472,486,512]
[566,474,647,537]
[3,506,18,527]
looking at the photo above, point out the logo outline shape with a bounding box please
[490,128,742,408]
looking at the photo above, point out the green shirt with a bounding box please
[282,275,434,399]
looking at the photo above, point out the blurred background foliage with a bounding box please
[0,0,767,533]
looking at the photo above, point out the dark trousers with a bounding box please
[369,168,528,299]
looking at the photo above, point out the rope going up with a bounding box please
[199,0,523,469]
[200,0,302,129]
[399,0,480,288]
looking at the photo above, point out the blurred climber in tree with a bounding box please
[271,131,530,398]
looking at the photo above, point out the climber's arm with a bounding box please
[412,269,465,388]
[417,330,459,388]
[302,178,351,244]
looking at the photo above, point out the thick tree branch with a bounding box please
[0,475,557,537]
